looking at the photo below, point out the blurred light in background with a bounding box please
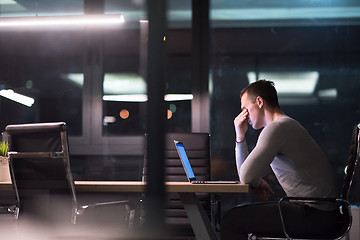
[247,71,319,96]
[0,89,34,107]
[0,14,124,27]
[119,109,130,119]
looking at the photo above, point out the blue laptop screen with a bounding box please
[175,141,196,180]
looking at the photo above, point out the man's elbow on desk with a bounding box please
[239,172,261,187]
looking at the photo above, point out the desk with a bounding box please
[75,181,247,192]
[82,181,249,240]
[0,181,248,240]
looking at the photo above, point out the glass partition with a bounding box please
[0,30,84,136]
[0,0,84,17]
[0,0,194,181]
[210,0,360,203]
[102,0,192,136]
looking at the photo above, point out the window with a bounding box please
[0,30,84,136]
[210,1,360,203]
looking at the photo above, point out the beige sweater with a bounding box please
[236,116,338,210]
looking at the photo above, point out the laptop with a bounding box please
[174,140,239,184]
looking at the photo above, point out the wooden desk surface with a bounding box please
[75,181,248,193]
[0,181,248,193]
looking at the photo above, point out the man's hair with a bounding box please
[240,79,280,109]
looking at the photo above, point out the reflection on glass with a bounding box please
[247,71,319,96]
[0,89,34,107]
[0,0,84,17]
[210,0,360,205]
[103,73,146,95]
[102,69,193,135]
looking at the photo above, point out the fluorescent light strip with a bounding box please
[212,7,360,21]
[318,88,337,99]
[103,94,193,102]
[0,89,34,107]
[0,14,124,27]
[247,71,319,95]
[164,94,193,101]
[2,0,17,4]
[103,94,148,102]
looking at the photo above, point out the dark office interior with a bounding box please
[0,0,360,239]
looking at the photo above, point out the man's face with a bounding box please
[240,92,264,130]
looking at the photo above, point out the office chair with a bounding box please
[4,122,135,227]
[250,123,360,240]
[0,147,19,221]
[142,132,214,238]
[0,197,19,222]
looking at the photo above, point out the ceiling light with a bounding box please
[212,7,360,21]
[0,14,124,27]
[103,73,146,95]
[0,89,34,107]
[1,0,17,4]
[103,94,194,102]
[247,71,319,96]
[164,94,193,101]
[318,88,337,99]
[103,94,148,102]
[65,73,146,95]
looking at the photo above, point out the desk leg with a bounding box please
[179,192,218,240]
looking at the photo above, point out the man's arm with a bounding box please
[235,138,274,201]
[234,108,251,180]
[235,141,249,178]
[234,108,249,143]
[239,122,283,186]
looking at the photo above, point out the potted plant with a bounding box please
[0,140,11,182]
[0,140,8,158]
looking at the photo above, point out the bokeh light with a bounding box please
[119,109,130,119]
[167,109,172,119]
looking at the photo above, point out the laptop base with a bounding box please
[191,180,239,184]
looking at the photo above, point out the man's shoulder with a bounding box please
[268,115,294,127]
[265,116,303,133]
[260,116,308,145]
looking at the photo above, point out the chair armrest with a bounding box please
[280,196,347,203]
[8,151,65,159]
[76,200,136,228]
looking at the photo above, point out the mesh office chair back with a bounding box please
[341,123,360,201]
[332,123,360,238]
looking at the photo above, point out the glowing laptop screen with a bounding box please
[174,141,196,181]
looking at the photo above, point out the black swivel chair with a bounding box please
[251,123,360,240]
[142,132,214,238]
[0,142,19,221]
[0,193,19,221]
[4,122,135,227]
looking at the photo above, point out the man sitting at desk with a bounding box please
[221,80,341,240]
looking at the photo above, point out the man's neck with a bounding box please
[264,109,284,126]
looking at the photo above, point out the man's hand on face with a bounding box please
[252,179,275,201]
[234,108,249,142]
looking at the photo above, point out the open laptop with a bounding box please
[174,140,239,184]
